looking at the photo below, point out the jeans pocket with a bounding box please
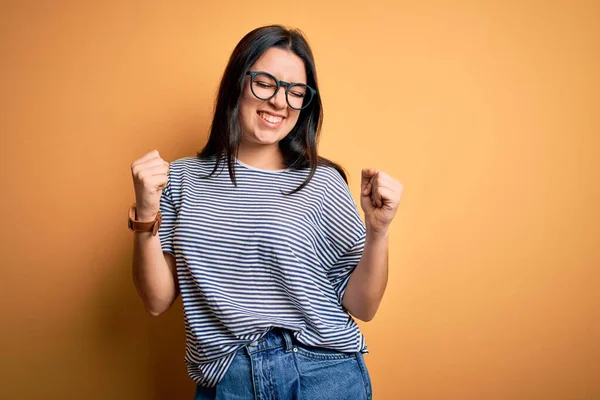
[292,345,371,400]
[294,341,357,360]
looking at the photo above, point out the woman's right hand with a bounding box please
[131,150,170,221]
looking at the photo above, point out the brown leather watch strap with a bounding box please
[128,204,161,236]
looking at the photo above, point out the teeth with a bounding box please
[259,112,283,124]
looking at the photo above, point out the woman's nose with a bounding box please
[268,87,288,109]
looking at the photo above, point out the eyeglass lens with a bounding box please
[251,72,313,110]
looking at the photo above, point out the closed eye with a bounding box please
[255,81,275,89]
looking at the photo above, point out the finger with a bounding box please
[136,164,168,181]
[147,164,169,176]
[376,186,397,209]
[361,168,378,188]
[371,176,383,207]
[372,172,401,190]
[132,158,166,177]
[132,150,160,168]
[372,174,403,194]
[140,158,167,169]
[372,173,396,190]
[362,181,372,196]
[373,182,399,194]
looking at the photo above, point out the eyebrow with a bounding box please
[255,70,307,85]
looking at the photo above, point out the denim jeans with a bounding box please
[194,328,373,399]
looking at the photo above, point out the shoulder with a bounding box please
[166,157,218,194]
[169,155,217,173]
[169,156,206,168]
[311,165,351,196]
[313,165,347,185]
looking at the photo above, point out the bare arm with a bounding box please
[343,167,402,322]
[130,150,178,316]
[342,230,389,322]
[132,221,179,316]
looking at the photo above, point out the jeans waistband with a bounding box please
[245,328,295,355]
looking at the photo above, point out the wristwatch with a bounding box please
[128,203,161,236]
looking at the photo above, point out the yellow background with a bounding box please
[1,1,598,399]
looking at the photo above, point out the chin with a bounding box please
[250,129,287,145]
[253,137,282,146]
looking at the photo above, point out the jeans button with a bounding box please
[292,347,298,352]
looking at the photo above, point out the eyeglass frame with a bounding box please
[245,71,317,110]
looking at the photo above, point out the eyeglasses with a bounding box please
[246,71,317,110]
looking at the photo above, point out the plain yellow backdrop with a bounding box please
[1,1,598,399]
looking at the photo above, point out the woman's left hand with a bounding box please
[360,168,403,236]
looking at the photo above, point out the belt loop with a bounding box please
[280,328,294,352]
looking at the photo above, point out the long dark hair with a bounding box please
[197,25,348,194]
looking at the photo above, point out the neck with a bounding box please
[237,143,286,171]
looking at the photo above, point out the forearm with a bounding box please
[132,228,179,316]
[342,229,389,321]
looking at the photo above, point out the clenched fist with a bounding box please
[131,150,169,221]
[360,168,403,236]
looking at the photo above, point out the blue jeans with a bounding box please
[195,328,373,399]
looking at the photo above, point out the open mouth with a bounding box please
[258,111,284,127]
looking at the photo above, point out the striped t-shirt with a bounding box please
[158,155,368,388]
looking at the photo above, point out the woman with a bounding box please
[129,25,403,399]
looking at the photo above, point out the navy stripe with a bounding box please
[159,155,368,387]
